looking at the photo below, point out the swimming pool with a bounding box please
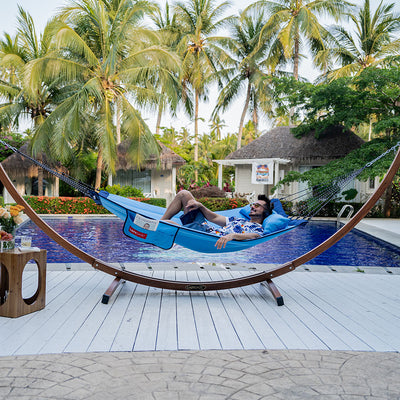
[16,217,400,267]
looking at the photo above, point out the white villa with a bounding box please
[215,126,377,203]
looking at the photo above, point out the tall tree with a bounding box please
[326,0,400,80]
[0,7,59,195]
[28,0,178,188]
[250,0,352,80]
[149,1,187,136]
[275,67,400,216]
[174,0,231,179]
[211,9,277,149]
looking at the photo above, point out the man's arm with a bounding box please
[215,232,260,249]
[185,199,227,227]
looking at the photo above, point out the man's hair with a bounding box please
[257,194,273,219]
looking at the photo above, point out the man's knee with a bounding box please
[177,190,192,200]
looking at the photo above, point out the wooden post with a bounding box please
[0,249,47,318]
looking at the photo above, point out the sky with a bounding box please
[0,0,398,136]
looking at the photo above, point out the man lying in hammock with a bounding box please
[161,190,273,249]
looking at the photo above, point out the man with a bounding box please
[161,190,272,249]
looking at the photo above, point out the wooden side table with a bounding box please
[0,249,47,318]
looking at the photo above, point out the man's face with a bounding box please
[249,200,267,218]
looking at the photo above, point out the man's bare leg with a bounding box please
[161,190,196,220]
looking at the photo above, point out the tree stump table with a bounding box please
[0,249,47,318]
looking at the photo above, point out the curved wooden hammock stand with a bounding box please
[1,147,399,306]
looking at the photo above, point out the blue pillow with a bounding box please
[262,211,289,234]
[270,198,288,217]
[239,204,251,220]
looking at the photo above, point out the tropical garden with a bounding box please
[0,0,400,215]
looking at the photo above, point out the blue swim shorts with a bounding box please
[180,209,213,232]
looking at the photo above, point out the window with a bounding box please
[369,177,375,189]
[116,170,151,192]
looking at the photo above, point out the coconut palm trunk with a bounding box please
[237,81,251,150]
[155,103,163,136]
[95,150,103,189]
[194,89,199,181]
[293,35,300,81]
[37,156,44,196]
[116,100,121,144]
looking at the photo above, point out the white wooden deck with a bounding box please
[0,267,399,356]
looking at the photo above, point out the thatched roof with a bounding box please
[1,142,67,178]
[115,140,186,171]
[226,126,365,164]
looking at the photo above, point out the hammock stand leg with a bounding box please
[262,279,284,306]
[102,277,123,304]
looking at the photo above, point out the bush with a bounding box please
[190,185,226,199]
[23,196,166,214]
[105,184,144,197]
[287,200,385,218]
[198,197,248,211]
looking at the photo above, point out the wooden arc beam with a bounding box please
[0,145,399,293]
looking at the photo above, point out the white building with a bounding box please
[215,126,377,203]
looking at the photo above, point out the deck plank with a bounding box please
[87,279,136,352]
[156,271,178,351]
[110,281,149,352]
[209,271,265,350]
[187,270,221,350]
[133,271,163,351]
[200,272,242,350]
[175,271,199,350]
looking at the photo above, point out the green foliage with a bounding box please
[59,181,80,197]
[275,138,399,191]
[105,184,144,198]
[23,196,109,214]
[0,132,27,162]
[0,216,17,233]
[342,188,358,201]
[23,196,165,214]
[286,200,385,218]
[278,67,400,138]
[197,197,249,211]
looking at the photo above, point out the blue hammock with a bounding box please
[96,191,305,253]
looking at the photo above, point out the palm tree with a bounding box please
[149,1,187,136]
[325,0,400,80]
[174,0,231,179]
[209,114,226,140]
[0,7,59,195]
[212,10,277,149]
[28,0,179,188]
[249,0,352,80]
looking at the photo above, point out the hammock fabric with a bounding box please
[96,190,304,253]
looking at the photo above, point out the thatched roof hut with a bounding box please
[226,125,364,165]
[1,142,67,177]
[115,141,186,171]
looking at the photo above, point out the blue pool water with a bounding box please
[16,217,400,267]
